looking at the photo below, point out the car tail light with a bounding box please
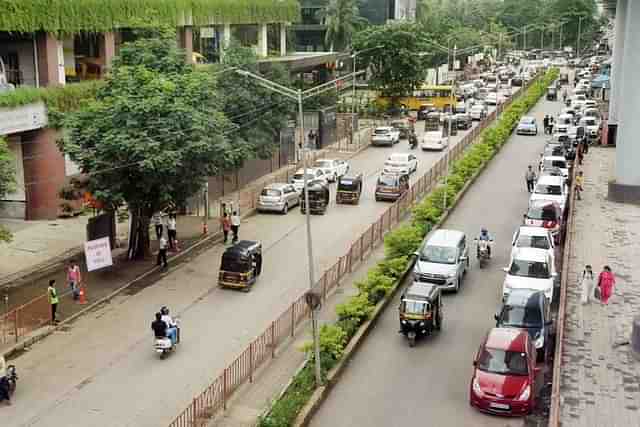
[543,220,557,228]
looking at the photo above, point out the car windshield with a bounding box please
[535,184,562,195]
[314,160,332,168]
[516,235,550,250]
[261,189,281,197]
[544,160,567,169]
[500,305,543,328]
[389,155,407,163]
[509,259,550,279]
[477,348,529,376]
[293,173,314,181]
[375,129,390,135]
[420,245,457,264]
[582,119,596,126]
[520,118,534,124]
[338,179,357,190]
[402,300,428,315]
[378,175,397,186]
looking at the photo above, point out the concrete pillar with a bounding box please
[257,23,268,57]
[100,31,116,73]
[36,32,64,86]
[177,26,194,64]
[608,0,627,124]
[219,24,231,59]
[280,23,287,56]
[609,0,640,203]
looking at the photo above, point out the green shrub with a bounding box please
[384,223,423,259]
[412,198,442,230]
[377,256,409,280]
[356,269,395,304]
[301,324,348,361]
[336,293,374,324]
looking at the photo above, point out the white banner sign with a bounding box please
[84,237,113,272]
[0,102,48,136]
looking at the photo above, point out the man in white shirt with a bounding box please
[160,307,179,345]
[157,236,168,268]
[167,214,177,250]
[230,211,241,243]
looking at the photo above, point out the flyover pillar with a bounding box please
[608,0,627,127]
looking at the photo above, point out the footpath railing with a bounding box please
[167,85,529,427]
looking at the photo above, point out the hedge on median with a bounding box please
[257,68,559,427]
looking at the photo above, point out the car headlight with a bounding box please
[535,332,544,349]
[472,377,483,396]
[517,384,531,401]
[447,273,456,279]
[419,321,425,327]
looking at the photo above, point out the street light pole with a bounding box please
[577,16,584,58]
[443,44,456,212]
[351,46,382,147]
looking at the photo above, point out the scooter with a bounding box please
[409,133,418,150]
[475,238,492,269]
[1,365,18,403]
[154,320,180,359]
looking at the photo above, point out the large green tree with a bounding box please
[353,23,431,99]
[60,30,233,259]
[317,0,368,51]
[0,137,15,242]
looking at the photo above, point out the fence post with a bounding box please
[369,226,374,251]
[249,342,254,383]
[360,235,365,262]
[291,304,295,337]
[348,248,353,273]
[223,368,228,410]
[323,274,328,301]
[193,397,198,422]
[14,309,19,343]
[271,321,276,358]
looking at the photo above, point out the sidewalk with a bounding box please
[559,146,640,427]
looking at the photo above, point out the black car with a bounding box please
[495,289,552,362]
[511,77,524,87]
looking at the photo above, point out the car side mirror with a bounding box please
[494,313,500,322]
[412,251,420,258]
[502,267,509,273]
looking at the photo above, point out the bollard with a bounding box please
[631,315,640,361]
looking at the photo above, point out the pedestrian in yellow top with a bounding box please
[47,279,59,324]
[575,171,584,200]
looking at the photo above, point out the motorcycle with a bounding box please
[1,365,18,403]
[409,133,418,150]
[154,319,180,359]
[475,238,492,269]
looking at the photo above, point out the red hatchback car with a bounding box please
[524,200,564,244]
[469,328,539,416]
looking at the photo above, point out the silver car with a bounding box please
[257,183,300,214]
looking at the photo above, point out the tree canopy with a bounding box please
[317,0,368,51]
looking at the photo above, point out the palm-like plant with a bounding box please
[317,0,368,51]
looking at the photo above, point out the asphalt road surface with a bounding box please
[309,92,565,427]
[3,95,515,427]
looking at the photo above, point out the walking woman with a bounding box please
[597,266,616,305]
[580,265,595,304]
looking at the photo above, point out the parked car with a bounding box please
[486,92,498,105]
[516,116,538,136]
[412,229,469,293]
[578,116,600,139]
[371,126,400,146]
[374,172,409,202]
[502,247,556,302]
[257,183,300,214]
[511,77,524,87]
[455,113,472,130]
[555,114,574,133]
[470,104,488,121]
[540,156,569,181]
[470,328,539,416]
[313,158,349,182]
[495,289,552,362]
[421,131,450,151]
[524,200,564,244]
[530,175,568,213]
[383,152,418,175]
[510,226,556,270]
[290,168,329,193]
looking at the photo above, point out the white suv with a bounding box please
[290,168,329,193]
[502,247,556,302]
[313,158,349,182]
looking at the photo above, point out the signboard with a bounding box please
[0,102,48,136]
[84,237,113,272]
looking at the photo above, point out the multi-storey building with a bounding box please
[0,0,299,220]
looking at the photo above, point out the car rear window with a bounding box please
[378,175,397,186]
[516,235,550,250]
[535,184,562,195]
[261,189,281,197]
[509,259,550,279]
[527,204,559,221]
[499,305,543,328]
[375,129,390,135]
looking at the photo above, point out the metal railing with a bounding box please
[167,84,529,427]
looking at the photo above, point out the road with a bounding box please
[309,90,564,427]
[3,94,511,427]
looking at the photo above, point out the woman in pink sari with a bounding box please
[598,266,616,304]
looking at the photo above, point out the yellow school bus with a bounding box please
[377,84,456,111]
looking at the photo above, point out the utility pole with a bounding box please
[524,26,527,51]
[498,33,502,61]
[443,44,457,212]
[540,27,544,51]
[577,16,584,58]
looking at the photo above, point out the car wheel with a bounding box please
[282,203,288,215]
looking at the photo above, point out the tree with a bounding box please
[353,23,431,100]
[545,0,598,49]
[60,29,233,259]
[0,136,15,242]
[317,0,368,51]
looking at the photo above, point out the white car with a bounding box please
[516,116,538,135]
[421,131,450,151]
[555,114,574,133]
[371,126,400,147]
[530,175,568,213]
[470,104,487,121]
[503,247,556,302]
[510,226,556,271]
[540,156,569,180]
[383,152,418,175]
[313,158,349,182]
[290,168,329,193]
[578,117,600,139]
[486,92,498,105]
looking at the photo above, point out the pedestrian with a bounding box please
[67,259,82,300]
[583,138,589,154]
[575,170,584,200]
[167,214,177,250]
[47,279,59,324]
[525,165,537,193]
[597,266,616,305]
[157,235,168,268]
[548,116,554,134]
[151,211,164,240]
[0,353,10,405]
[231,211,241,243]
[543,115,549,134]
[220,212,231,244]
[307,130,315,149]
[580,265,595,304]
[577,142,585,165]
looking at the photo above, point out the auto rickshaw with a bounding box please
[390,119,414,139]
[336,173,363,205]
[218,240,263,292]
[546,86,558,101]
[399,282,442,347]
[300,181,330,214]
[424,111,441,132]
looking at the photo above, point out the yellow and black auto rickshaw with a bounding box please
[336,173,363,205]
[218,240,262,292]
[399,282,442,347]
[300,181,330,214]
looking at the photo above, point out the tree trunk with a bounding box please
[127,207,151,260]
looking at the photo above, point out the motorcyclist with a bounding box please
[477,228,493,259]
[0,354,11,405]
[160,306,179,345]
[151,312,168,339]
[409,131,418,149]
